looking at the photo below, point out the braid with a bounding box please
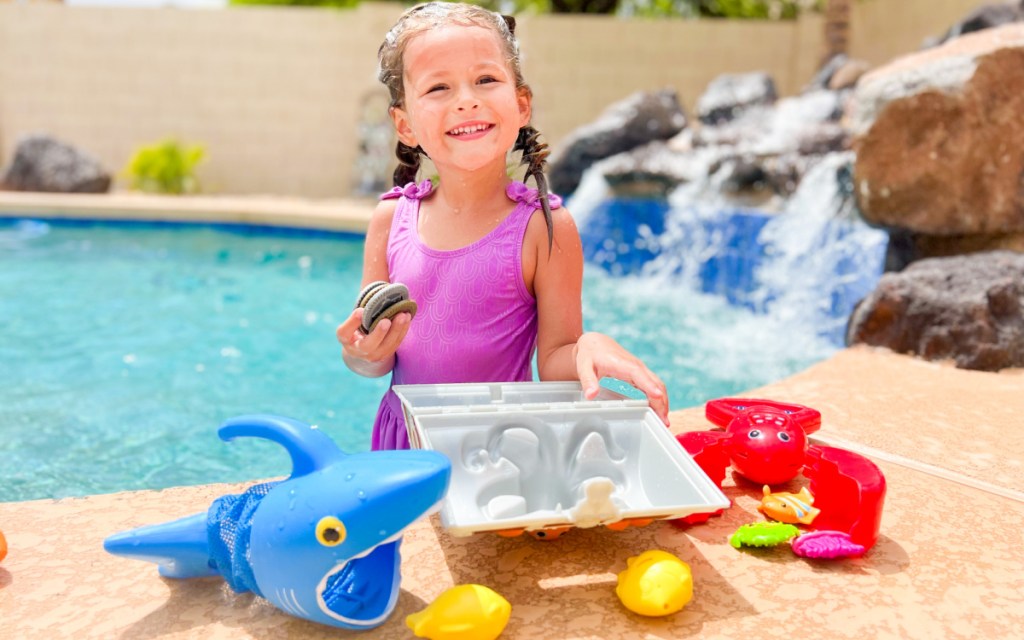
[393,141,422,187]
[514,125,554,252]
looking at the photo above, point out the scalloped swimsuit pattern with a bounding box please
[370,180,562,450]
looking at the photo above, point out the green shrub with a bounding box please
[125,140,205,195]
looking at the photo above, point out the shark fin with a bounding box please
[219,414,343,479]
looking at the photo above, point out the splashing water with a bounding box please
[749,152,889,344]
[572,149,889,397]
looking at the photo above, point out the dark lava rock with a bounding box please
[1,134,111,194]
[847,250,1024,371]
[695,72,776,126]
[548,90,687,197]
[929,1,1023,47]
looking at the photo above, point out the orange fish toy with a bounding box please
[758,485,820,525]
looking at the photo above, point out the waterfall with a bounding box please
[571,150,889,348]
[750,152,889,344]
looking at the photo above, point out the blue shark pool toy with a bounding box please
[103,414,451,630]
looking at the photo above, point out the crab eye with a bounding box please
[777,432,791,442]
[748,429,762,439]
[316,516,346,547]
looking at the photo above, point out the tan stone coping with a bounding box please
[3,346,1023,639]
[0,191,377,234]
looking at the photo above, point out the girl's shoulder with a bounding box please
[522,186,579,253]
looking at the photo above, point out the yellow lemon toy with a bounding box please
[407,584,511,640]
[615,549,693,616]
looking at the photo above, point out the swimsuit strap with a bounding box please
[506,181,562,210]
[379,179,435,201]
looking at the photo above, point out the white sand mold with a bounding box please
[394,382,730,537]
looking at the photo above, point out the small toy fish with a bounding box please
[615,550,693,617]
[791,530,866,559]
[758,485,820,525]
[729,522,800,549]
[407,584,511,640]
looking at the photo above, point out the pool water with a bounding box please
[0,219,837,502]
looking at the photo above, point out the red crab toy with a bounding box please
[675,398,886,555]
[702,398,822,485]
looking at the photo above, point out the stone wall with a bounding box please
[0,4,821,198]
[0,1,987,198]
[849,0,986,66]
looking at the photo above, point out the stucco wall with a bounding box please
[849,0,986,67]
[0,1,982,198]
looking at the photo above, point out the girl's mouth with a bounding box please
[446,123,494,139]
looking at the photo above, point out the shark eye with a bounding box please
[316,516,347,547]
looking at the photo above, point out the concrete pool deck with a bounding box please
[3,347,1022,639]
[2,191,1023,637]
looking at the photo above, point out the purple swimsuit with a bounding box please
[370,180,562,450]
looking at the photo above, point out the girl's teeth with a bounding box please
[451,124,487,135]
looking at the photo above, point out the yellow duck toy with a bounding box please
[615,549,693,616]
[407,584,511,640]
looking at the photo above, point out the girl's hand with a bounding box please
[336,308,412,377]
[573,332,669,425]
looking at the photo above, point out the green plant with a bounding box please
[125,140,205,195]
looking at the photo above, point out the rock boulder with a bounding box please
[850,24,1024,250]
[547,89,687,197]
[1,135,111,194]
[846,251,1024,371]
[695,72,777,125]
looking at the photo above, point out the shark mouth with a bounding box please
[315,499,444,627]
[316,538,401,628]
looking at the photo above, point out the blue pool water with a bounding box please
[1,217,851,502]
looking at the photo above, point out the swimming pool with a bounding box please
[0,218,839,502]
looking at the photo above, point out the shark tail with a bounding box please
[103,512,216,579]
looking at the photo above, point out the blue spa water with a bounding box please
[1,217,851,502]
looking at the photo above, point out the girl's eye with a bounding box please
[477,76,498,84]
[426,84,447,94]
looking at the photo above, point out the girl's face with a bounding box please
[391,24,531,176]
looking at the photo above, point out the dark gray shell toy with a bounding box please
[355,281,418,334]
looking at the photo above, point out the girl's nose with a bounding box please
[455,87,479,111]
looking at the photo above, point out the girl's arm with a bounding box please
[530,207,669,424]
[336,199,412,378]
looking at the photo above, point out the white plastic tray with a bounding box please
[394,382,730,537]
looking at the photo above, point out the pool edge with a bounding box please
[0,190,376,234]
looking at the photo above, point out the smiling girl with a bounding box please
[336,2,668,450]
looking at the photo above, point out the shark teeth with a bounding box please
[448,123,491,136]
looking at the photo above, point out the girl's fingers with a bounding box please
[376,313,410,354]
[354,312,412,361]
[576,352,601,400]
[336,309,366,345]
[595,359,670,425]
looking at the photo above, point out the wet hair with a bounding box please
[378,2,554,249]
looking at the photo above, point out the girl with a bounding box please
[336,2,668,450]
